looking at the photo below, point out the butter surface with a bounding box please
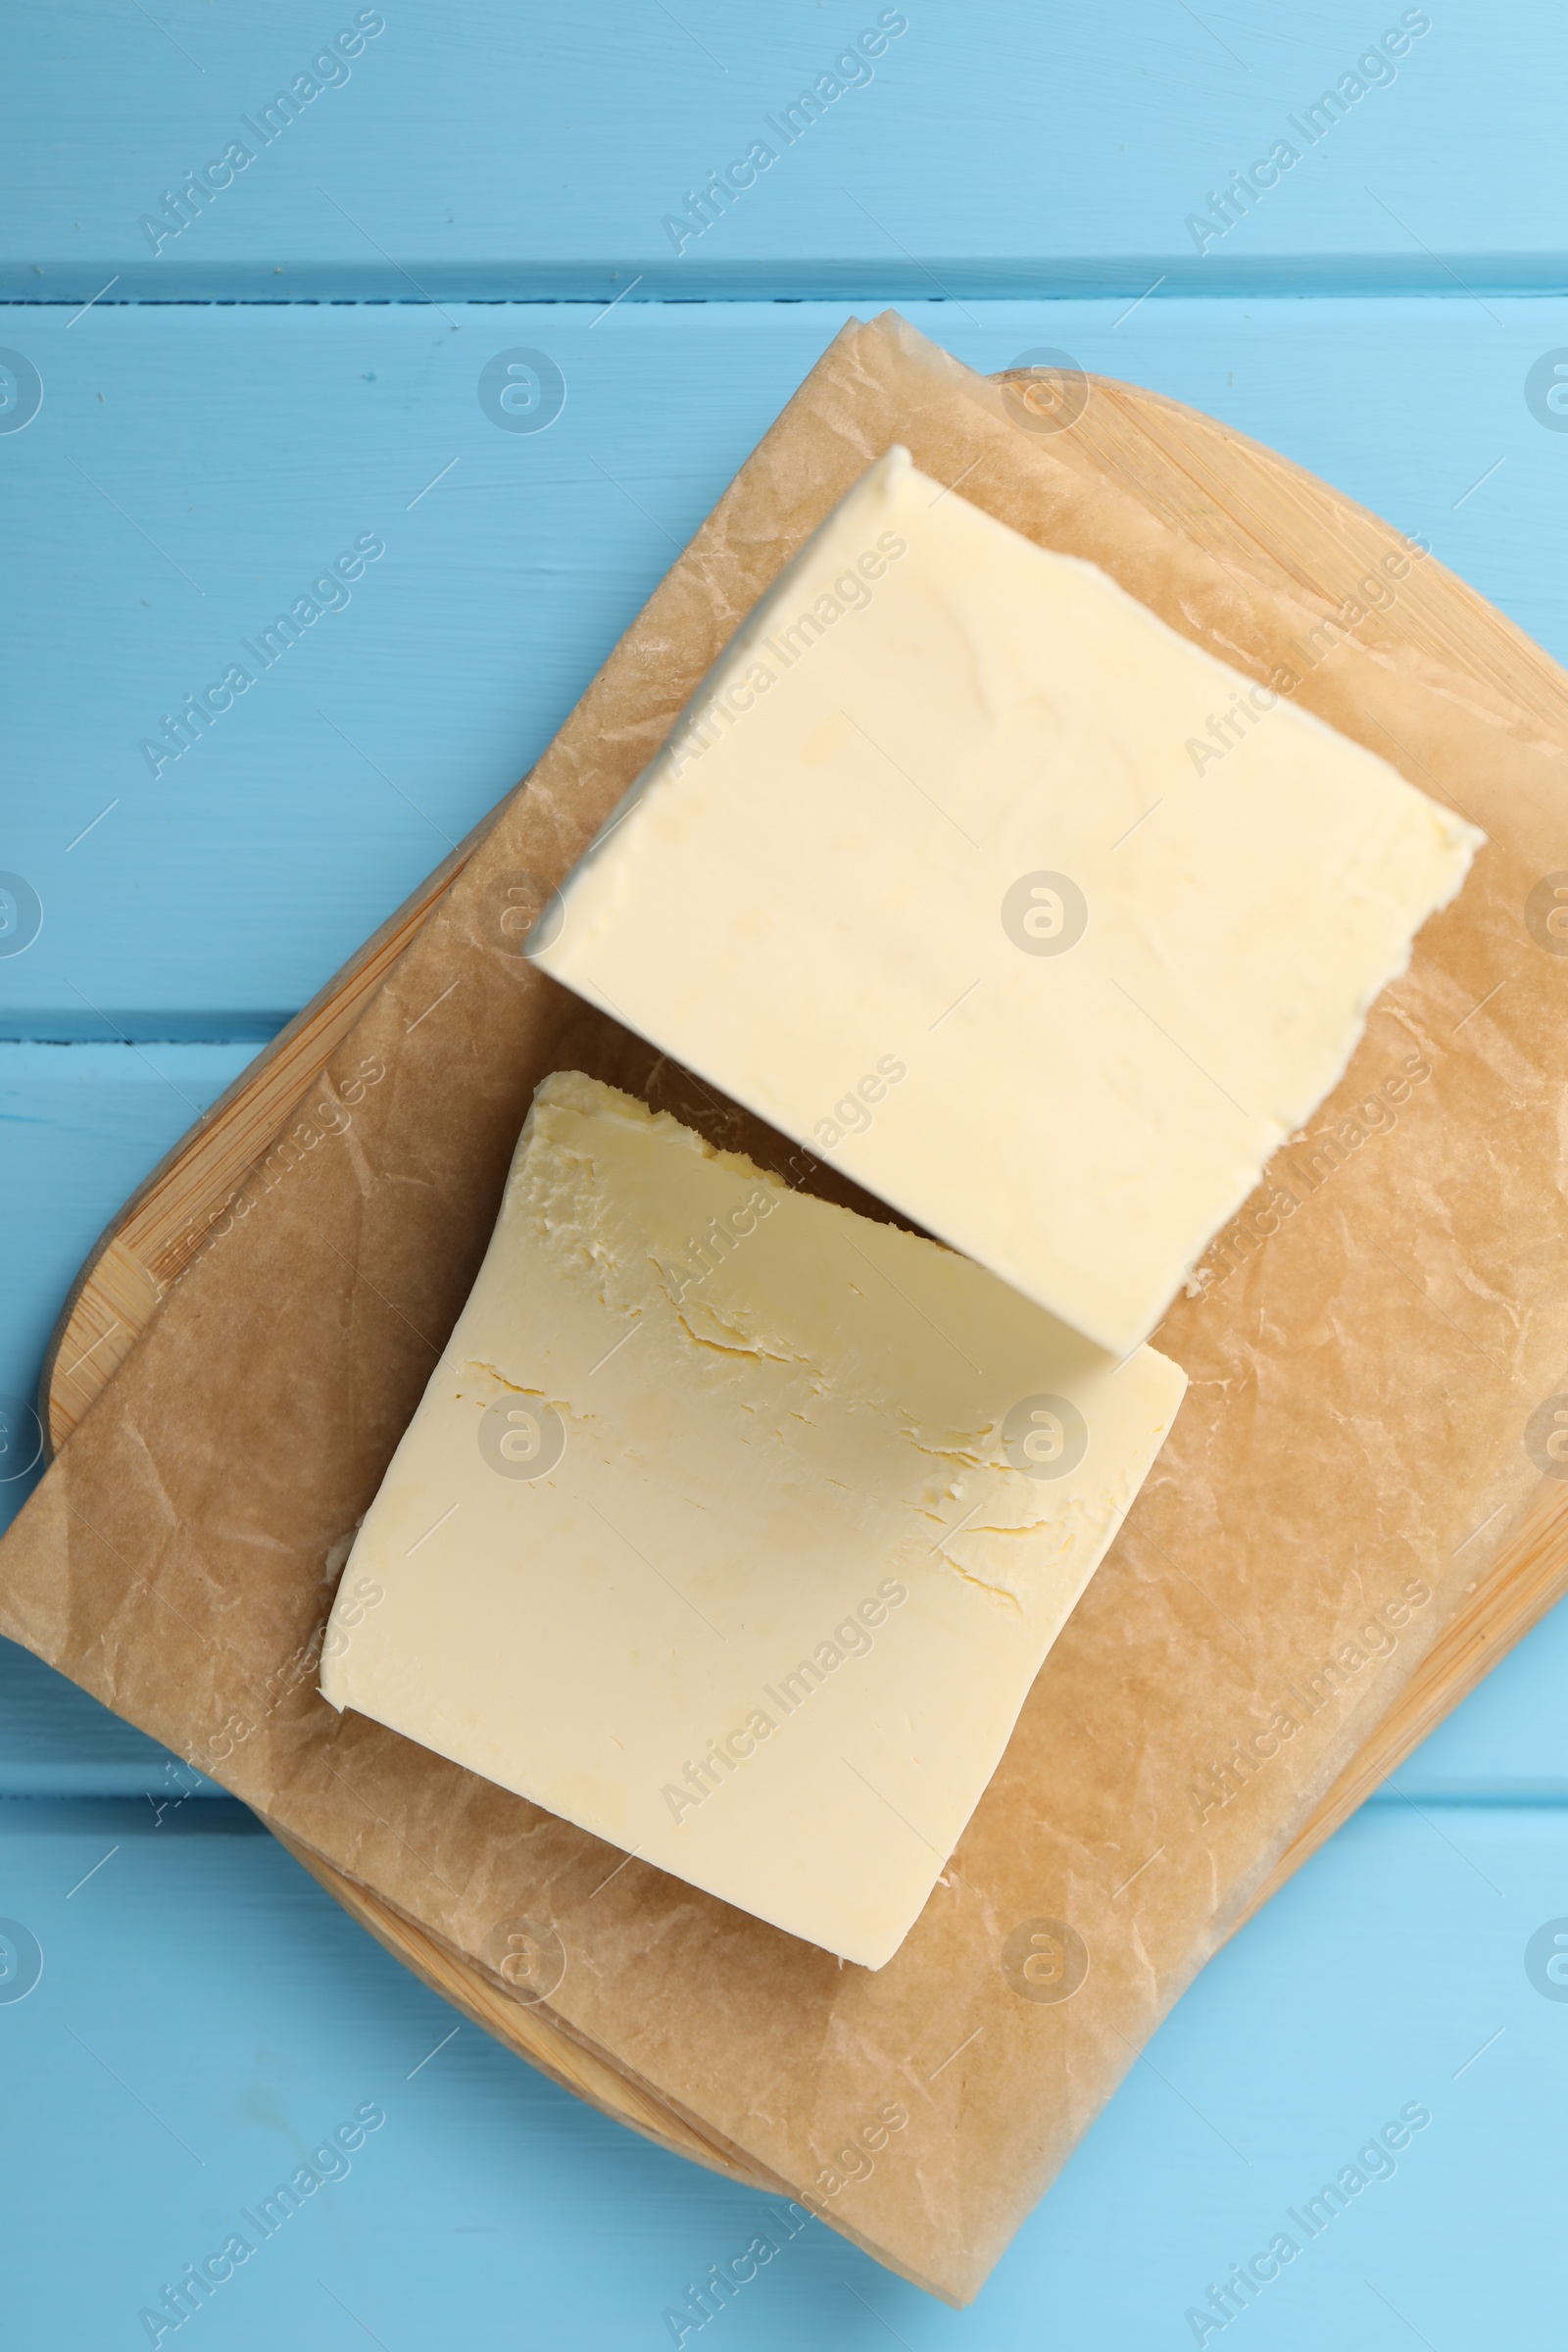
[320,1072,1186,1970]
[532,448,1481,1353]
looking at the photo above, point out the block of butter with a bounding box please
[529,448,1481,1354]
[320,1072,1186,1970]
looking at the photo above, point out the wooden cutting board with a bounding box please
[38,365,1568,2191]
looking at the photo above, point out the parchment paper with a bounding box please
[6,313,1568,2304]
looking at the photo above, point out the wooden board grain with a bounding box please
[266,1818,788,2195]
[40,364,1568,2185]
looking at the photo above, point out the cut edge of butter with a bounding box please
[320,1069,1187,1970]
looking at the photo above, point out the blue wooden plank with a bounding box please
[0,1043,254,1534]
[0,1793,1560,2343]
[2,2,1563,298]
[0,1639,221,1797]
[2,296,1564,1027]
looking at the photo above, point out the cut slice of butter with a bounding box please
[320,1071,1186,1970]
[529,447,1481,1355]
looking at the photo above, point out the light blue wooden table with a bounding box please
[4,7,1567,2343]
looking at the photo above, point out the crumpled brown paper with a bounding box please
[5,313,1568,2304]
